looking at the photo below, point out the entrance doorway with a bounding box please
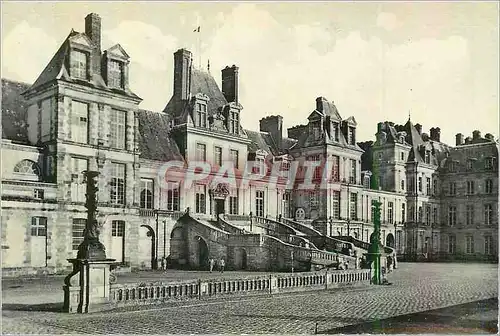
[386,233,395,248]
[139,225,155,269]
[196,236,209,270]
[215,199,225,216]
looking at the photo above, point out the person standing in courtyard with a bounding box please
[219,258,225,273]
[209,257,215,273]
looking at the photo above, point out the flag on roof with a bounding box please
[193,26,200,32]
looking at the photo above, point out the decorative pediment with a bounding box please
[210,110,227,132]
[256,149,268,157]
[307,110,323,120]
[194,92,210,102]
[105,44,130,60]
[209,183,230,199]
[344,116,357,126]
[68,33,92,48]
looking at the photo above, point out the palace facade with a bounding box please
[1,14,497,275]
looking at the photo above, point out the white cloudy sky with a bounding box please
[2,2,498,145]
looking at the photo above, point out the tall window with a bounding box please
[71,50,88,80]
[348,127,355,145]
[350,159,356,184]
[424,151,430,164]
[388,202,394,224]
[230,149,239,168]
[229,111,239,134]
[449,182,456,195]
[71,157,88,202]
[401,179,405,191]
[465,235,475,254]
[332,191,340,219]
[196,143,206,161]
[448,205,457,226]
[349,193,357,220]
[110,163,126,205]
[401,152,405,161]
[71,101,88,144]
[418,206,423,223]
[72,218,86,250]
[466,160,473,170]
[40,98,53,142]
[255,190,265,217]
[363,176,370,189]
[253,157,265,175]
[401,203,405,223]
[426,177,431,195]
[229,191,238,215]
[484,204,493,225]
[433,207,438,225]
[31,217,47,236]
[466,205,474,226]
[195,184,206,213]
[485,179,493,194]
[214,146,222,166]
[485,236,494,255]
[110,109,126,149]
[485,157,493,170]
[331,156,339,182]
[112,220,125,237]
[196,103,207,128]
[448,235,456,254]
[332,122,339,141]
[166,181,180,211]
[418,177,422,192]
[466,181,475,195]
[433,179,437,195]
[140,178,154,209]
[108,60,123,88]
[425,205,431,225]
[281,160,290,178]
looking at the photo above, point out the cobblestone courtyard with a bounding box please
[2,263,498,334]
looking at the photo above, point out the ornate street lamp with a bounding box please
[367,200,382,285]
[77,170,106,260]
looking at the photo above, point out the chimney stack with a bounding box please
[316,97,329,113]
[430,127,441,142]
[173,49,192,100]
[465,137,472,145]
[455,133,464,146]
[472,130,481,141]
[260,115,283,150]
[222,65,239,103]
[415,123,422,135]
[485,133,495,141]
[85,13,102,75]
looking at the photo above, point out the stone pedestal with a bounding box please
[63,258,116,313]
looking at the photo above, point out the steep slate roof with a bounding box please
[163,68,228,121]
[246,130,272,154]
[1,79,30,143]
[403,119,425,162]
[26,30,140,100]
[136,109,183,161]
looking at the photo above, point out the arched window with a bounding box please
[13,160,41,180]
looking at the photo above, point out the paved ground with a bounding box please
[2,263,498,334]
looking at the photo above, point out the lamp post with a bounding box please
[77,170,106,260]
[368,200,382,285]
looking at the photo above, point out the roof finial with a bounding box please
[207,59,210,73]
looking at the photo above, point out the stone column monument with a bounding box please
[63,171,116,313]
[366,200,383,285]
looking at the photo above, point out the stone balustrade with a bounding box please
[107,269,371,309]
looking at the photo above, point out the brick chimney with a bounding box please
[288,125,307,140]
[85,13,102,75]
[465,136,472,145]
[222,65,239,103]
[472,130,481,141]
[455,133,464,146]
[316,97,329,112]
[485,133,495,141]
[260,115,283,149]
[173,49,192,100]
[430,127,441,142]
[415,123,422,135]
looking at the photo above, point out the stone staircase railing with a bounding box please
[108,269,371,309]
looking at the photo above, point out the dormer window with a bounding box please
[229,111,239,134]
[71,50,88,80]
[311,120,321,140]
[467,160,473,170]
[333,122,339,141]
[108,60,124,88]
[348,127,356,145]
[425,151,430,164]
[485,157,493,170]
[196,103,207,128]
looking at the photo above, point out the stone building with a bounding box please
[1,13,497,275]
